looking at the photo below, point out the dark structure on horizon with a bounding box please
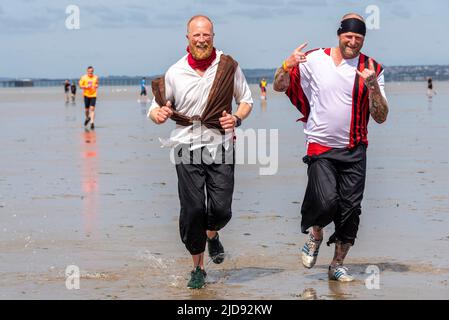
[2,65,449,87]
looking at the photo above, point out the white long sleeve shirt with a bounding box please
[148,50,253,153]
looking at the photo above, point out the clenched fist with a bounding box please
[153,101,174,124]
[219,110,236,130]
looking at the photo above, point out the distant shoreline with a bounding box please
[1,65,449,87]
[1,80,448,90]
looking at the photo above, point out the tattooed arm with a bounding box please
[356,58,389,124]
[273,67,291,92]
[367,79,388,124]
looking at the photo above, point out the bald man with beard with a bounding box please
[274,13,389,282]
[148,15,253,289]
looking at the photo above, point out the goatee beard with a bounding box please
[340,45,360,59]
[190,43,213,60]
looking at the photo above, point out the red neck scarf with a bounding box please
[187,46,216,71]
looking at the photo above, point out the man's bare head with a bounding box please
[186,15,215,60]
[341,13,365,22]
[187,15,214,34]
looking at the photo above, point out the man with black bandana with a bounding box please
[274,13,389,281]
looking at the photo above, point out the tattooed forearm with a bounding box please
[369,88,388,124]
[273,67,290,92]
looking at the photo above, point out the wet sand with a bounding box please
[1,83,449,299]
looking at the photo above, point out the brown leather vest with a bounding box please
[151,54,238,134]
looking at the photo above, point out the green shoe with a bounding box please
[187,266,206,289]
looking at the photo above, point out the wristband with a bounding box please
[233,115,242,127]
[282,60,291,72]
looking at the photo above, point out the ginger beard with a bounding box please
[189,40,213,60]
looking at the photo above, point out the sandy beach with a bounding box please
[1,82,449,300]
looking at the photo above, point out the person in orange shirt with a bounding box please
[79,66,99,130]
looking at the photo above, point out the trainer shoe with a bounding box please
[187,266,206,289]
[207,233,225,264]
[328,265,354,282]
[90,123,95,130]
[301,233,322,268]
[84,117,90,126]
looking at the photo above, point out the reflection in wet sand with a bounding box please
[2,83,449,299]
[81,129,98,235]
[300,287,318,300]
[207,267,284,284]
[326,281,355,300]
[260,99,267,112]
[140,101,149,115]
[427,98,433,111]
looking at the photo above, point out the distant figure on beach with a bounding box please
[274,13,389,282]
[64,79,70,103]
[427,77,436,99]
[148,15,253,289]
[79,66,99,130]
[139,77,148,103]
[259,78,267,100]
[70,81,77,103]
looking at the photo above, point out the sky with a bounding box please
[1,0,448,78]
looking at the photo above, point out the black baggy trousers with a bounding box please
[175,144,235,255]
[301,143,367,246]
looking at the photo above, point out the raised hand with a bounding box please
[356,58,377,89]
[284,42,308,70]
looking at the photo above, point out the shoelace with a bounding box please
[191,269,204,281]
[336,266,349,272]
[334,266,350,277]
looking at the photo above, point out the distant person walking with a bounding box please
[259,78,267,100]
[70,81,77,103]
[64,79,70,103]
[79,66,99,130]
[427,77,436,99]
[139,77,148,103]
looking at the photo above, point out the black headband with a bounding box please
[337,18,366,36]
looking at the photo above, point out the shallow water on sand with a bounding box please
[1,83,449,299]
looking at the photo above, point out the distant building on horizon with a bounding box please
[0,79,34,87]
[2,65,449,88]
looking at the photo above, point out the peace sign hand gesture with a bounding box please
[284,42,308,70]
